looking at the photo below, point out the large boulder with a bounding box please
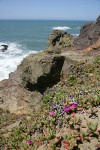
[73,16,100,50]
[0,52,65,114]
[21,52,65,93]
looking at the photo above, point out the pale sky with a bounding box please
[0,0,100,20]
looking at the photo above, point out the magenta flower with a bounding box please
[49,111,55,116]
[70,103,77,109]
[28,139,32,145]
[64,106,70,112]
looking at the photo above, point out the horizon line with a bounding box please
[0,18,95,21]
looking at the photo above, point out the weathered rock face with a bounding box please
[48,30,73,47]
[21,52,65,93]
[46,30,73,54]
[0,52,65,114]
[73,16,100,50]
[84,39,100,51]
[0,68,42,114]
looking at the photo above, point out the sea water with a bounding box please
[0,20,89,80]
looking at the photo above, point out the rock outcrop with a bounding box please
[46,30,73,54]
[0,44,8,52]
[0,52,65,114]
[73,16,100,50]
[84,39,100,51]
[21,53,65,93]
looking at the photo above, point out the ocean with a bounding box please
[0,20,89,81]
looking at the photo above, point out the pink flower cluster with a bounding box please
[49,111,55,116]
[64,103,77,112]
[27,139,32,145]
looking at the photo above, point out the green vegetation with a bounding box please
[0,57,100,150]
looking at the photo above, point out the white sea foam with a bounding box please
[72,34,79,37]
[53,26,71,30]
[0,42,37,81]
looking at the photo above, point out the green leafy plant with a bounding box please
[87,121,99,137]
[68,114,81,129]
[68,75,77,86]
[94,57,100,64]
[42,94,52,104]
[79,128,90,142]
[63,131,78,150]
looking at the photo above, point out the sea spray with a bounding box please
[0,42,37,80]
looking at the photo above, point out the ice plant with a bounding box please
[70,103,77,109]
[64,104,77,113]
[64,106,70,112]
[27,139,32,145]
[87,121,98,133]
[62,140,70,149]
[49,111,55,116]
[87,121,99,139]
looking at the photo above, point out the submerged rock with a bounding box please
[0,44,8,52]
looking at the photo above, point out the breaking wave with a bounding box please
[53,26,71,30]
[0,42,37,81]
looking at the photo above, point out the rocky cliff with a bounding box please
[73,15,100,51]
[0,16,100,150]
[0,16,100,115]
